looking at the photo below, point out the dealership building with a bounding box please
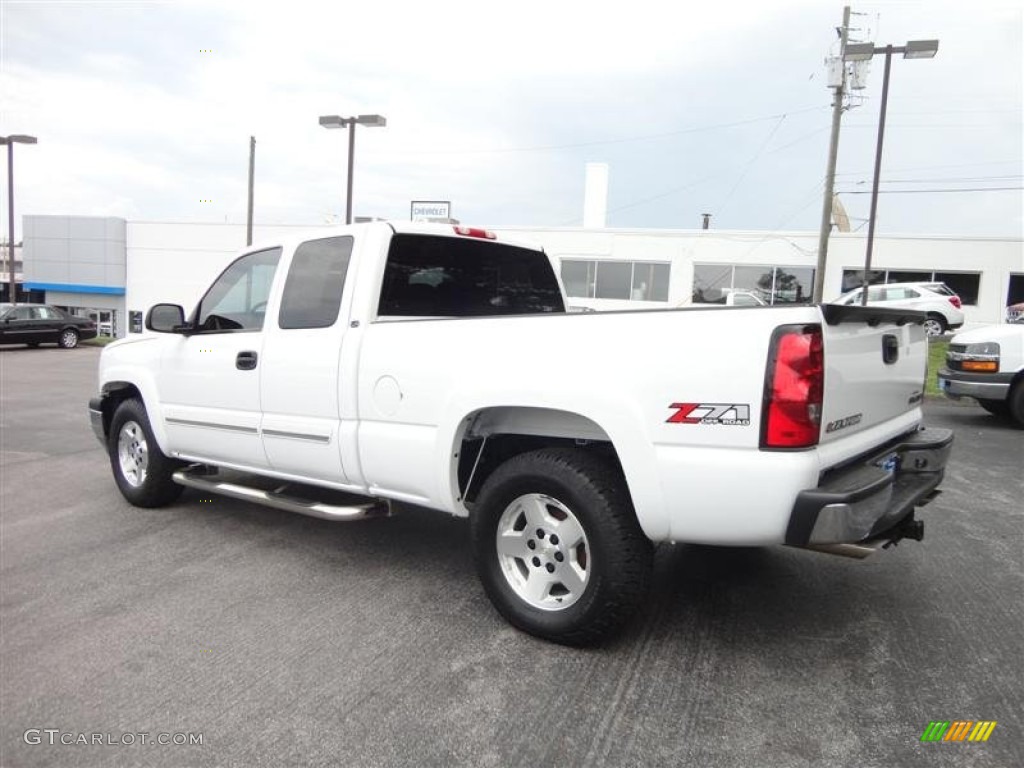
[16,213,1024,337]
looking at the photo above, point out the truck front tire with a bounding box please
[1009,381,1024,429]
[471,447,653,645]
[977,398,1010,419]
[108,398,185,507]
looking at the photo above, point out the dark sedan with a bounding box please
[0,303,98,349]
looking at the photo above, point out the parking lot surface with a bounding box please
[1,346,1021,767]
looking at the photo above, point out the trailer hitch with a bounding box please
[882,513,925,549]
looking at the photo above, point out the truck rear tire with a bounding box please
[108,398,185,507]
[471,447,652,645]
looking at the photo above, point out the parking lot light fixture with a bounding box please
[318,114,387,225]
[842,41,939,305]
[903,40,939,59]
[1,134,38,306]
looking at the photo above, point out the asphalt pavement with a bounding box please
[1,345,1021,768]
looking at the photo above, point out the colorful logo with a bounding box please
[920,721,997,742]
[666,403,750,426]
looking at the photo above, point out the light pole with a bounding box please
[318,114,387,224]
[1,134,37,305]
[844,40,938,305]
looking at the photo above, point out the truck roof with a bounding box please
[244,221,545,256]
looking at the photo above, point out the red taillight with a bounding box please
[761,325,823,449]
[948,295,962,309]
[453,225,496,240]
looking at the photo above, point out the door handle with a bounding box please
[236,351,258,370]
[882,334,899,365]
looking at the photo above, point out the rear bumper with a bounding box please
[937,367,1012,401]
[785,427,954,546]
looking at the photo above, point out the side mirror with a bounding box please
[145,303,189,333]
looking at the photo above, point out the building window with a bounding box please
[1008,273,1024,306]
[841,269,981,306]
[934,272,980,306]
[692,264,813,305]
[595,261,632,300]
[560,259,670,301]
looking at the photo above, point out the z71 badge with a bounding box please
[667,403,751,425]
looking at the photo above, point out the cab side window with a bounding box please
[278,236,353,329]
[195,248,282,332]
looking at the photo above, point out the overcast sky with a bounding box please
[1,0,1021,239]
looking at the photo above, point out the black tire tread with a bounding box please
[1008,381,1024,429]
[924,314,947,336]
[976,398,1010,418]
[472,446,652,645]
[109,398,184,507]
[59,328,79,349]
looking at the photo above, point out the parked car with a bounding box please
[0,303,98,348]
[829,282,964,337]
[938,322,1024,427]
[678,290,768,308]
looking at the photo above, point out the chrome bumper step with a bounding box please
[172,466,391,522]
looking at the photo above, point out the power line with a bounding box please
[835,160,1020,176]
[371,106,828,157]
[843,175,1023,184]
[596,120,831,220]
[716,115,788,217]
[837,186,1023,194]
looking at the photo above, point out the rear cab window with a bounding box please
[377,234,565,317]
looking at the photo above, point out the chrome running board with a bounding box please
[172,466,390,522]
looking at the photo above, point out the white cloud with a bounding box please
[1,0,1021,237]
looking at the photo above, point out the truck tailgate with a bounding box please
[818,305,928,444]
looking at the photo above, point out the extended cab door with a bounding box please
[158,247,282,468]
[259,235,355,484]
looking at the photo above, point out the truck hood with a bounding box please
[950,323,1024,345]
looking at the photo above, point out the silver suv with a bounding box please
[830,282,965,337]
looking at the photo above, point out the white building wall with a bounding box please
[122,220,1023,330]
[494,226,1023,326]
[126,221,332,326]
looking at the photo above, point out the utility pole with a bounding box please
[812,5,851,303]
[246,136,255,246]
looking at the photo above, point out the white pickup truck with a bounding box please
[938,318,1024,427]
[89,222,952,644]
